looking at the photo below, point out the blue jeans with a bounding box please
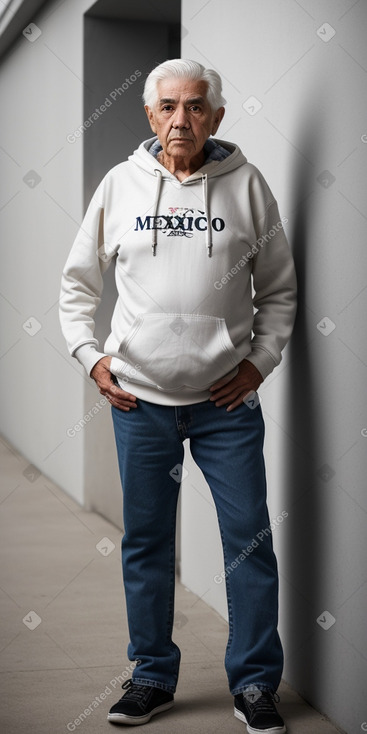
[111,398,283,695]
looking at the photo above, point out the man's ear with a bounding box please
[211,106,225,136]
[144,105,157,133]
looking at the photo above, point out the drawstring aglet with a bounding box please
[207,244,213,258]
[152,243,157,256]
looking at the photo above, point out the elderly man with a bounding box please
[60,59,296,733]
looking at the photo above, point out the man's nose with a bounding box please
[172,105,190,128]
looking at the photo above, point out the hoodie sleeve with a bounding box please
[59,178,114,376]
[245,195,297,381]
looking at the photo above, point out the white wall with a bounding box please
[181,1,367,732]
[0,0,93,504]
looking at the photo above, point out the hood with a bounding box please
[128,136,248,257]
[129,135,247,180]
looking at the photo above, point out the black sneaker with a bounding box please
[234,687,286,733]
[107,678,174,725]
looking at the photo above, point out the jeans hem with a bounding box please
[132,676,176,694]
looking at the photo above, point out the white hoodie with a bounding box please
[59,136,297,405]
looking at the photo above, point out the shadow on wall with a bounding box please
[283,90,329,701]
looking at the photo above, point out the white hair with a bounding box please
[143,58,226,111]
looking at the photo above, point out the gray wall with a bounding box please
[82,13,181,519]
[180,1,367,732]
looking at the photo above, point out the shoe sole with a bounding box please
[234,705,286,734]
[107,701,174,725]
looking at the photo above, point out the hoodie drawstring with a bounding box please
[152,169,212,257]
[152,169,163,256]
[201,173,212,257]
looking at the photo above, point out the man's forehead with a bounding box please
[156,78,209,101]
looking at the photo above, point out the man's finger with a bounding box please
[226,396,245,412]
[209,373,234,392]
[213,388,242,406]
[210,380,246,401]
[105,384,137,409]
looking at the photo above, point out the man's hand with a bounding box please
[209,359,263,412]
[90,357,137,412]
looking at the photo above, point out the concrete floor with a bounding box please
[0,435,345,734]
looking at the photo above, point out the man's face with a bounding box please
[145,78,225,162]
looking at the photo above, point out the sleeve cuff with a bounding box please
[74,344,107,376]
[245,348,279,382]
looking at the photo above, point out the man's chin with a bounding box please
[166,142,196,157]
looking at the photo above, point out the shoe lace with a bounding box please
[244,690,280,713]
[120,679,151,704]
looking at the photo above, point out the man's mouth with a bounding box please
[169,136,193,142]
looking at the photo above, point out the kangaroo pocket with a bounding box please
[118,313,239,392]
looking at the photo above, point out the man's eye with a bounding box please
[162,105,173,111]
